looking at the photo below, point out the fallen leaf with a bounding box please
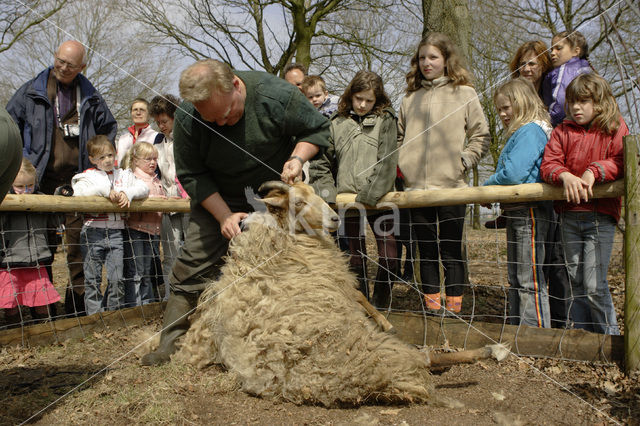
[603,381,617,395]
[380,409,400,415]
[546,366,561,375]
[492,392,506,401]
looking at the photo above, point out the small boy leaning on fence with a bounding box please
[71,135,149,316]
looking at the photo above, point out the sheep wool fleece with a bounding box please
[177,218,438,406]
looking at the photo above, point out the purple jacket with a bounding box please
[542,57,592,126]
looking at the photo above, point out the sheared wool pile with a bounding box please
[177,217,436,407]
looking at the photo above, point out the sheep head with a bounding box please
[258,181,340,235]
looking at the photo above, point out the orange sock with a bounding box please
[445,295,463,313]
[424,293,441,310]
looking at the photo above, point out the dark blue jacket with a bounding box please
[5,67,117,185]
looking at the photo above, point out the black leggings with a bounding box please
[410,205,466,297]
[343,213,399,285]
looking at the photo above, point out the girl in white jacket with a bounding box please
[71,135,149,315]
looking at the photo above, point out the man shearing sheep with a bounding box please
[142,59,330,366]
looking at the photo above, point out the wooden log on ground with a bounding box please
[336,180,623,209]
[387,312,624,365]
[624,135,640,373]
[0,194,191,213]
[0,303,165,347]
[0,306,622,365]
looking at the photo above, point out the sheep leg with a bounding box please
[352,290,396,333]
[428,344,510,368]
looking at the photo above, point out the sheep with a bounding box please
[175,181,506,407]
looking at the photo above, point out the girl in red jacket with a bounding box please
[540,73,627,335]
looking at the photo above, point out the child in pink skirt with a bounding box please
[1,158,61,326]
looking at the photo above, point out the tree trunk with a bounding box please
[421,0,476,229]
[421,0,471,62]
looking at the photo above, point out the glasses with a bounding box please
[55,56,83,71]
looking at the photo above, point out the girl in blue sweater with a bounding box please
[484,78,553,327]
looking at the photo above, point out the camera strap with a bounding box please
[55,84,81,128]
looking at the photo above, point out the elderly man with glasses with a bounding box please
[6,40,118,317]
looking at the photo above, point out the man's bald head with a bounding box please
[53,40,87,85]
[179,59,235,103]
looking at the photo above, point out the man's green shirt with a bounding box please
[174,70,330,204]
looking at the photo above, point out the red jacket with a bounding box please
[540,117,627,222]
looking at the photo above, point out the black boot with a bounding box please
[64,288,86,317]
[141,291,198,366]
[372,281,392,310]
[3,312,21,328]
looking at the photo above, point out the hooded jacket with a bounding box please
[484,121,552,186]
[71,167,149,228]
[542,57,592,127]
[397,77,490,190]
[310,108,397,206]
[0,200,62,267]
[6,67,118,186]
[540,117,627,222]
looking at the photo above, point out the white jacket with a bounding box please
[115,125,159,166]
[72,167,149,228]
[155,132,180,198]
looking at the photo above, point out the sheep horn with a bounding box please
[258,181,291,195]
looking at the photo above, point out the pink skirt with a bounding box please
[0,267,61,308]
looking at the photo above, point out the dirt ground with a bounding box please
[1,227,638,425]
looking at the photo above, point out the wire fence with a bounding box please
[0,179,631,366]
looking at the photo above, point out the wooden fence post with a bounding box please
[624,134,640,374]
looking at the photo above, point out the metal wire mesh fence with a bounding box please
[0,179,632,366]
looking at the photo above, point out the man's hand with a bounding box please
[559,171,589,204]
[281,156,303,184]
[220,211,249,240]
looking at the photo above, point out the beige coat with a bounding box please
[397,77,489,190]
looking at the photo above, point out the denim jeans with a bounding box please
[124,228,160,307]
[505,206,551,328]
[560,211,620,335]
[543,205,571,328]
[80,226,124,315]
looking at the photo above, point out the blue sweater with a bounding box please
[484,122,549,186]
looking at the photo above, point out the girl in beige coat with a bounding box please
[397,33,489,314]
